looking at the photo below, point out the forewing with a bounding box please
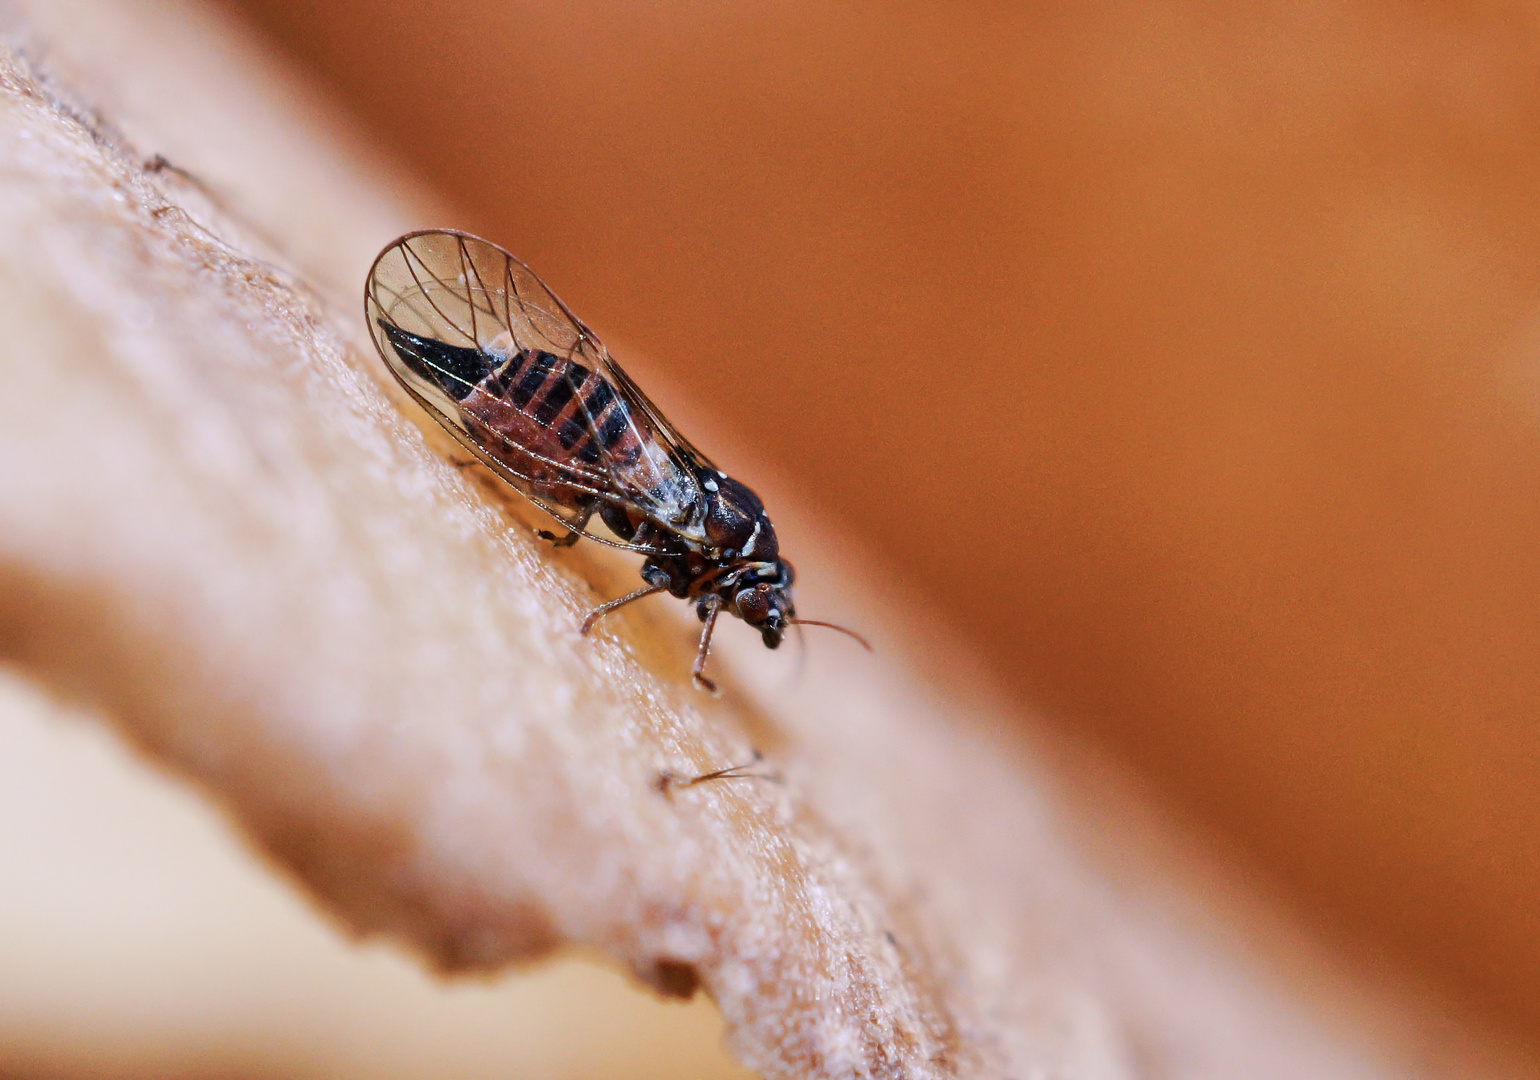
[364,230,711,547]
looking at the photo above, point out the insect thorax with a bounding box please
[635,474,795,648]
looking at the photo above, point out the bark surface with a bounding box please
[0,3,1531,1078]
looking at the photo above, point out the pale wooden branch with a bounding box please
[0,3,1533,1079]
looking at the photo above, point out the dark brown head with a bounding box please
[728,559,797,648]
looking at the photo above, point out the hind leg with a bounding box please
[537,499,600,547]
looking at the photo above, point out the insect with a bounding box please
[364,230,867,692]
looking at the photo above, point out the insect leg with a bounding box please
[691,595,723,695]
[538,498,601,547]
[580,583,668,635]
[655,749,782,795]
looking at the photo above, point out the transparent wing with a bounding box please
[364,230,714,549]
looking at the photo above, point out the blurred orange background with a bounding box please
[224,0,1540,1047]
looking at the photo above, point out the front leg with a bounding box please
[691,593,724,695]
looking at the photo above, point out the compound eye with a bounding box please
[735,586,770,623]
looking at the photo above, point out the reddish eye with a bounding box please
[735,587,770,622]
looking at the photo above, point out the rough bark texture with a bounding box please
[0,3,1533,1079]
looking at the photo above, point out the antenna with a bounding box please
[788,619,872,651]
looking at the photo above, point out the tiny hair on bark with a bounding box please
[0,3,1531,1079]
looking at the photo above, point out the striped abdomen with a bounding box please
[379,322,660,490]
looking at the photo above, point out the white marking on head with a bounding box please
[703,476,719,493]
